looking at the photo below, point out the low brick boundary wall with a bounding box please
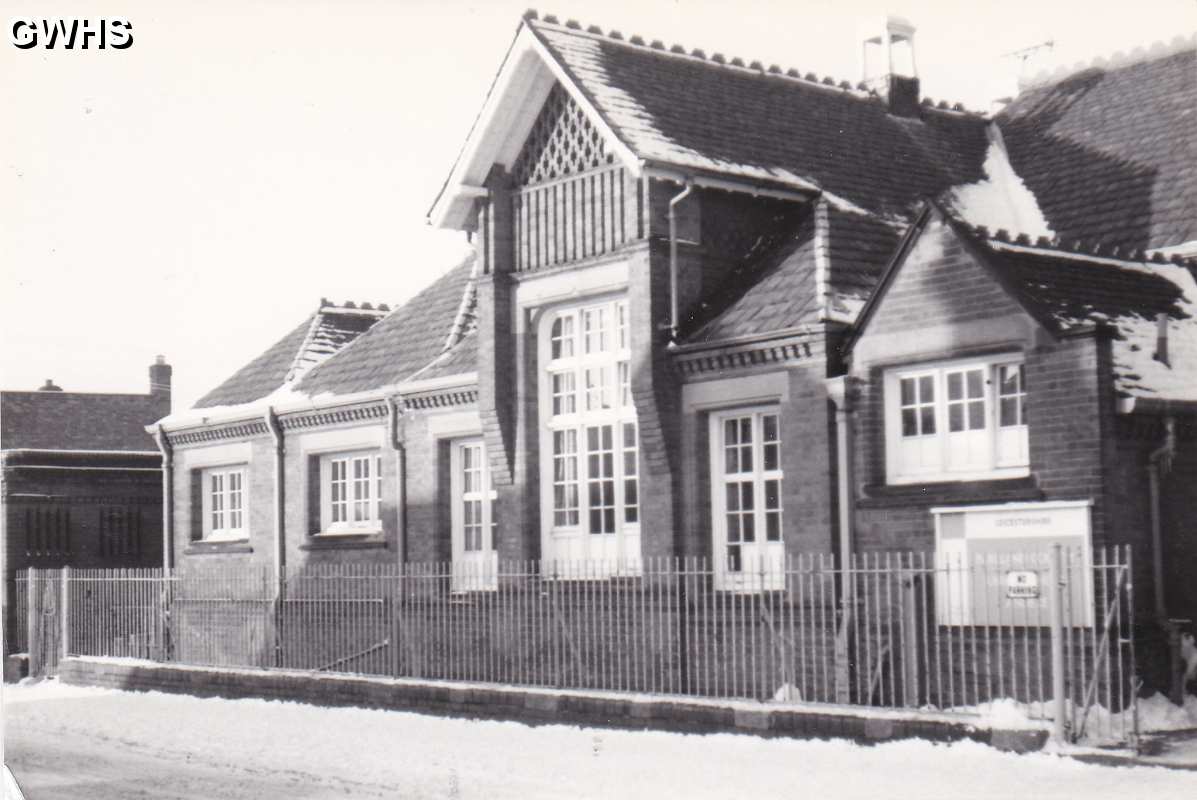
[57,657,1049,752]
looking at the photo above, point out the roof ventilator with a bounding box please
[861,16,920,118]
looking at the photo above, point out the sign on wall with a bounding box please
[932,500,1093,627]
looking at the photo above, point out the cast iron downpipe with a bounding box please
[386,396,407,565]
[828,376,856,703]
[667,181,694,342]
[152,424,175,660]
[153,424,174,574]
[265,407,286,667]
[1147,415,1183,700]
[1148,415,1176,623]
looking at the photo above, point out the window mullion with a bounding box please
[753,414,766,537]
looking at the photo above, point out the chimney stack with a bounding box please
[150,355,172,410]
[38,379,63,392]
[862,16,921,118]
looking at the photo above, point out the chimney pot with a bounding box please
[38,379,63,392]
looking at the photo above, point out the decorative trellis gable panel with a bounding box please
[508,83,641,272]
[512,84,614,187]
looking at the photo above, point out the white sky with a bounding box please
[3,0,1194,410]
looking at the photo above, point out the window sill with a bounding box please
[858,476,1043,509]
[185,539,253,555]
[300,533,388,551]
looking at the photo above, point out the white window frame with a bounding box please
[884,356,1029,484]
[201,466,248,541]
[450,438,498,591]
[539,297,640,566]
[709,406,785,589]
[319,450,383,535]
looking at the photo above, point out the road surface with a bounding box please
[3,681,1193,799]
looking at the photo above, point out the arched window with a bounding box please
[541,299,639,568]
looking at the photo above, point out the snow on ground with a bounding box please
[964,692,1197,743]
[3,681,1195,800]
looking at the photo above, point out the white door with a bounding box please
[450,439,497,591]
[710,408,785,592]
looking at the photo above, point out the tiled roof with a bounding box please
[1,390,168,451]
[683,202,902,342]
[194,303,386,409]
[998,46,1197,253]
[297,255,478,396]
[825,207,903,313]
[685,213,819,343]
[527,16,990,220]
[961,227,1197,402]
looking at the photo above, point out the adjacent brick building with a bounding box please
[155,14,1196,686]
[2,358,173,652]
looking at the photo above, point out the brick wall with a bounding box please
[850,219,1110,554]
[171,437,276,575]
[3,455,163,576]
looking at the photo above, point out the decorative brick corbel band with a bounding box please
[403,387,479,411]
[168,420,269,446]
[672,335,819,377]
[279,402,389,431]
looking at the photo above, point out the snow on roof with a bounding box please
[194,301,386,410]
[998,43,1197,253]
[163,255,481,432]
[428,12,989,228]
[978,236,1197,404]
[944,125,1053,242]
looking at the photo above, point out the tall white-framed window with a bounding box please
[202,466,247,541]
[709,407,784,590]
[885,356,1028,484]
[320,451,383,533]
[540,297,639,566]
[451,438,497,590]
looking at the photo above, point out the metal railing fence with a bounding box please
[11,546,1136,744]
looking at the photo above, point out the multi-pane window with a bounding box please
[553,430,580,526]
[622,422,639,524]
[458,441,495,553]
[887,358,1029,483]
[712,410,783,573]
[946,368,986,433]
[587,426,616,534]
[322,452,383,532]
[204,467,246,540]
[451,439,497,592]
[544,299,639,539]
[998,364,1026,427]
[899,374,936,437]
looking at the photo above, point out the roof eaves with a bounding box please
[427,18,528,222]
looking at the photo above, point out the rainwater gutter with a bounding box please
[667,181,694,343]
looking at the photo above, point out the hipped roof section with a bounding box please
[297,255,478,396]
[997,44,1197,253]
[164,255,479,431]
[430,12,990,229]
[194,303,388,409]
